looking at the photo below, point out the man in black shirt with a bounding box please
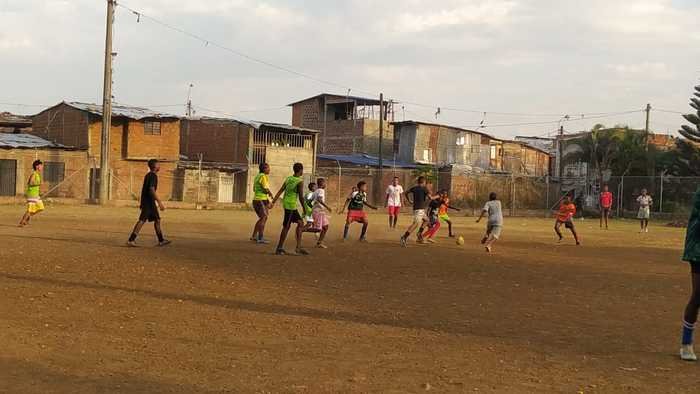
[127,159,170,247]
[400,176,436,247]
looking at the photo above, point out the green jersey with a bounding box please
[26,171,41,199]
[683,188,700,262]
[282,175,303,210]
[253,173,270,201]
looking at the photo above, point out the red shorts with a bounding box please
[347,210,367,223]
[388,206,401,216]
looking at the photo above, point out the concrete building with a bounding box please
[180,117,318,204]
[31,102,181,201]
[0,133,89,201]
[391,120,503,171]
[289,93,393,158]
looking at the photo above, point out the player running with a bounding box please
[340,181,377,242]
[418,194,443,243]
[476,192,503,253]
[311,178,332,248]
[271,162,308,256]
[250,163,273,244]
[437,189,460,237]
[637,188,653,233]
[127,159,171,247]
[554,195,580,245]
[680,187,700,361]
[385,177,404,229]
[18,160,44,227]
[400,176,435,247]
[600,184,613,229]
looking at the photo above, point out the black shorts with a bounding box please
[557,219,574,229]
[691,261,700,274]
[139,204,160,222]
[283,209,302,227]
[253,200,269,218]
[602,207,611,214]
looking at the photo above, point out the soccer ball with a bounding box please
[456,236,465,245]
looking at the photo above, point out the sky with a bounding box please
[1,0,699,139]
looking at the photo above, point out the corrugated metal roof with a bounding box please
[288,93,384,107]
[318,153,417,168]
[65,102,180,120]
[0,133,66,149]
[253,121,319,134]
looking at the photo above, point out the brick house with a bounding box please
[0,133,89,201]
[31,102,180,201]
[289,93,393,157]
[180,117,318,204]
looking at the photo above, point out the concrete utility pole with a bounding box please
[377,93,384,204]
[644,103,651,151]
[99,0,115,205]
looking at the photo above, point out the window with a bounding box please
[422,149,432,162]
[44,162,65,184]
[490,145,497,160]
[144,121,161,135]
[0,159,17,196]
[456,135,465,146]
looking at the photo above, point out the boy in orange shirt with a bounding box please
[555,195,580,245]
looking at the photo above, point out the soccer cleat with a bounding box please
[295,248,310,255]
[400,236,407,247]
[126,241,137,247]
[158,240,172,247]
[316,243,328,249]
[680,345,698,361]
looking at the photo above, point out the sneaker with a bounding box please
[158,240,172,247]
[645,228,649,233]
[256,238,270,244]
[295,248,310,255]
[250,237,257,242]
[426,238,436,244]
[400,236,407,247]
[680,345,698,361]
[126,240,137,247]
[359,237,368,243]
[449,234,455,238]
[316,243,328,249]
[485,246,492,253]
[576,241,581,246]
[275,248,287,255]
[557,236,563,243]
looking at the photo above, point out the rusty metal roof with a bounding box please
[63,102,180,120]
[0,133,66,149]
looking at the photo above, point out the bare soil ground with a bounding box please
[0,205,697,393]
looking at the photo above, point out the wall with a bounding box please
[0,148,90,200]
[246,146,315,202]
[30,104,90,149]
[125,119,180,161]
[180,119,251,164]
[291,98,323,130]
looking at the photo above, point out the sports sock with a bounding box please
[683,320,696,345]
[343,224,350,239]
[128,233,137,242]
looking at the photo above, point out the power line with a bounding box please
[115,3,656,120]
[653,108,685,115]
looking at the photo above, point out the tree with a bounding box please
[573,125,649,178]
[679,85,700,143]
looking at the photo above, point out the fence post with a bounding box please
[545,175,550,218]
[196,153,203,207]
[659,172,664,214]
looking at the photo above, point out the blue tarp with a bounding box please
[317,153,417,169]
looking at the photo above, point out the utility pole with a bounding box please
[644,103,651,151]
[99,0,115,205]
[377,93,384,204]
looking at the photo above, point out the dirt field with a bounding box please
[0,204,697,393]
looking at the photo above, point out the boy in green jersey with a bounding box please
[251,163,274,244]
[19,160,44,227]
[271,163,308,255]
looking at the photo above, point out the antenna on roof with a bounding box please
[186,83,195,118]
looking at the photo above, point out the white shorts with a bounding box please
[638,207,650,219]
[412,209,427,224]
[487,224,502,239]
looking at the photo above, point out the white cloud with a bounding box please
[608,62,673,80]
[393,1,518,33]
